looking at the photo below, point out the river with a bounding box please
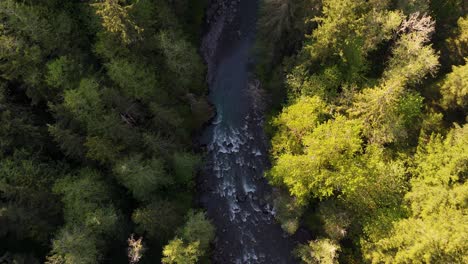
[199,0,297,263]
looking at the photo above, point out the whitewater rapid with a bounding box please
[199,1,296,263]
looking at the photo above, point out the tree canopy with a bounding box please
[259,0,468,262]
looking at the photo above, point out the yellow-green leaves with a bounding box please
[413,124,468,185]
[362,10,403,52]
[295,238,341,264]
[271,96,327,156]
[384,33,439,86]
[348,13,437,145]
[269,114,363,203]
[349,84,424,145]
[162,239,201,264]
[447,16,468,64]
[365,125,468,263]
[307,0,365,61]
[162,211,215,264]
[286,65,343,100]
[440,62,468,111]
[92,0,143,44]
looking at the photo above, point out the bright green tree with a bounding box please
[383,16,439,87]
[295,238,341,264]
[349,83,424,144]
[447,16,468,64]
[162,211,215,264]
[440,61,468,111]
[162,239,201,264]
[92,0,143,44]
[270,96,328,157]
[269,115,363,203]
[365,125,468,263]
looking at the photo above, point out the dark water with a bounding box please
[199,1,297,263]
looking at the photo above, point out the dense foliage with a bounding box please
[0,0,213,263]
[258,0,467,263]
[1,0,467,263]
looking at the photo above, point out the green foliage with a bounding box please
[0,152,63,244]
[0,0,207,261]
[349,81,425,145]
[105,58,160,101]
[63,78,103,124]
[269,115,363,202]
[318,201,351,241]
[114,155,171,201]
[397,0,430,14]
[0,105,44,156]
[257,0,296,44]
[278,0,404,101]
[132,200,184,241]
[271,96,328,156]
[412,124,468,185]
[53,169,120,235]
[47,227,100,264]
[355,84,425,144]
[295,238,341,264]
[345,145,408,215]
[85,135,123,164]
[383,32,439,86]
[0,0,78,103]
[92,0,143,44]
[440,62,468,111]
[172,152,201,186]
[446,16,468,65]
[157,30,205,93]
[364,125,468,263]
[162,211,215,264]
[305,0,401,67]
[149,102,185,132]
[177,211,215,252]
[262,1,463,262]
[286,65,343,100]
[305,0,366,61]
[49,169,122,263]
[256,0,321,78]
[2,0,467,261]
[162,239,201,264]
[45,56,81,91]
[273,190,304,234]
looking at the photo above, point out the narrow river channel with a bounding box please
[199,0,297,263]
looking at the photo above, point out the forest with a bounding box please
[0,0,213,263]
[0,0,467,263]
[257,0,467,263]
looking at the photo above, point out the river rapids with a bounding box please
[199,0,297,263]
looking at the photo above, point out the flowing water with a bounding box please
[199,0,297,263]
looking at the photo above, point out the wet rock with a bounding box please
[236,193,247,202]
